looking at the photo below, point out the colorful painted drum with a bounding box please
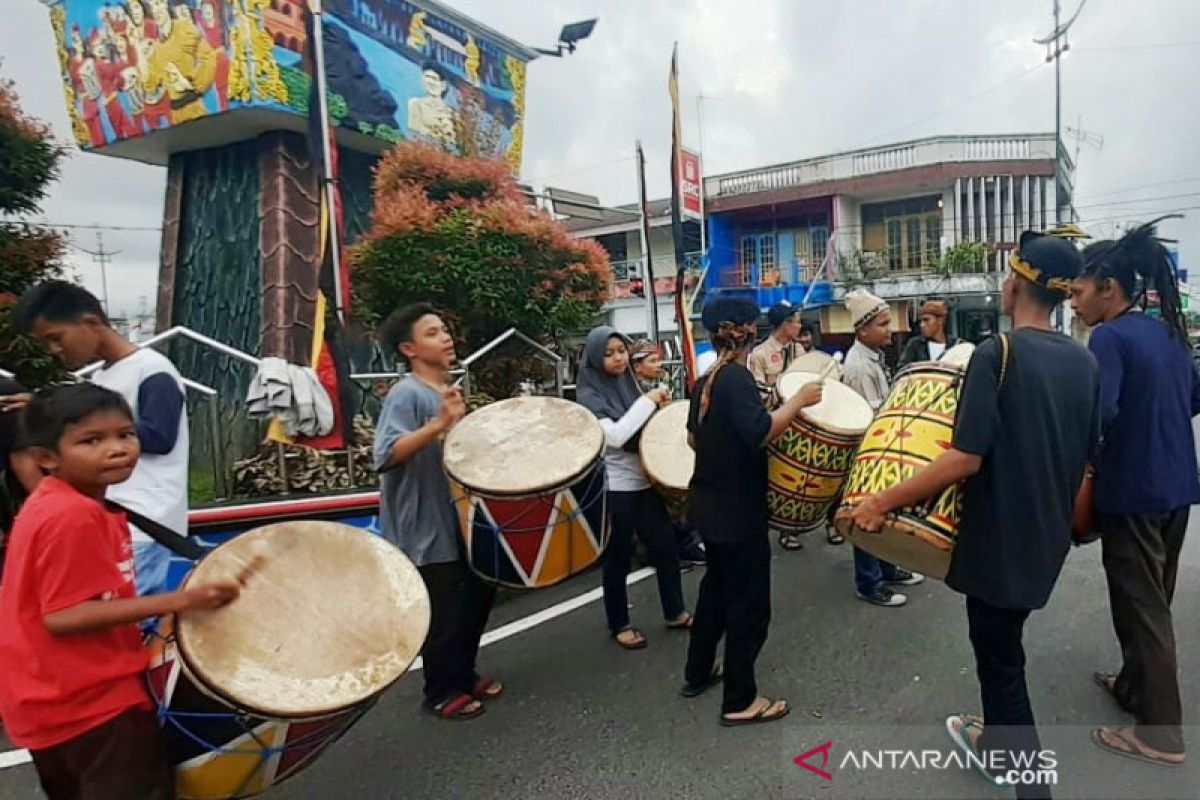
[834,358,973,579]
[766,371,873,532]
[639,400,693,520]
[148,521,429,799]
[444,397,609,589]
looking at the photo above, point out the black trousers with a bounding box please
[603,489,685,632]
[418,559,497,706]
[966,595,1051,800]
[31,706,174,800]
[685,534,771,714]
[1099,508,1189,754]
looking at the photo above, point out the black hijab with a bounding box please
[576,327,643,423]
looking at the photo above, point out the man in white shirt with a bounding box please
[16,282,189,596]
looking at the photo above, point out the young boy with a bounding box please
[15,282,189,596]
[0,384,237,800]
[373,303,501,721]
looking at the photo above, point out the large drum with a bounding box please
[444,397,609,589]
[784,350,842,381]
[639,400,693,520]
[767,371,873,532]
[834,357,973,579]
[147,521,429,800]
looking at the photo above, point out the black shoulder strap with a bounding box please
[104,500,204,560]
[997,333,1011,389]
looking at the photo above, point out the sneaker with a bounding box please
[856,586,907,607]
[885,569,924,587]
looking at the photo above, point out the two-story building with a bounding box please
[567,132,1074,345]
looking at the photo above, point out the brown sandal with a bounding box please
[427,693,485,721]
[666,612,693,630]
[720,697,789,727]
[473,677,504,701]
[1092,726,1185,767]
[612,626,647,650]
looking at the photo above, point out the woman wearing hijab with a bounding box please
[681,298,822,726]
[576,327,690,650]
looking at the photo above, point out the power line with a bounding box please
[1075,40,1200,52]
[18,221,163,233]
[72,231,117,315]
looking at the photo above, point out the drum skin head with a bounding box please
[784,350,842,380]
[640,400,693,492]
[444,397,604,496]
[776,371,873,436]
[940,342,976,369]
[834,512,952,580]
[177,521,430,718]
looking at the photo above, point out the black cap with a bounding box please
[1010,231,1082,294]
[701,297,760,331]
[766,301,799,329]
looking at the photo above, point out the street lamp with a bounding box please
[533,19,598,57]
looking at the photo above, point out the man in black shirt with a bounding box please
[851,232,1099,798]
[682,298,821,726]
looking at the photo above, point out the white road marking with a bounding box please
[0,567,659,771]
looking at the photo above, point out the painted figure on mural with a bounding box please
[464,34,481,86]
[408,61,456,148]
[125,0,172,130]
[67,25,105,146]
[95,34,140,139]
[143,0,218,124]
[198,0,230,111]
[226,0,287,104]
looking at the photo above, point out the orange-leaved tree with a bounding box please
[352,142,612,365]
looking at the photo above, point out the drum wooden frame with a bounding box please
[444,397,609,589]
[835,361,969,579]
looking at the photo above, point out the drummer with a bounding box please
[682,298,822,726]
[630,340,664,392]
[748,301,805,401]
[576,327,690,650]
[850,232,1099,795]
[898,298,959,368]
[374,303,502,721]
[841,289,925,607]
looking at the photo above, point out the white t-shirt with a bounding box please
[92,348,189,542]
[598,396,657,492]
[928,341,948,361]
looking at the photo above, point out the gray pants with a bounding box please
[1099,508,1189,754]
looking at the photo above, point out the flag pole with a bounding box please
[310,0,345,325]
[636,140,660,341]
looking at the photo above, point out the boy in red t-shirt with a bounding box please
[0,384,239,800]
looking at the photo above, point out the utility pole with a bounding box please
[75,230,117,315]
[1035,0,1087,224]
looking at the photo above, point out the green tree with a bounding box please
[0,72,70,386]
[352,142,611,394]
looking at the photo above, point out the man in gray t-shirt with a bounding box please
[374,376,461,566]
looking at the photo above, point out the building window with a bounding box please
[863,195,942,272]
[738,233,776,286]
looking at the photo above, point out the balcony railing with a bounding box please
[706,134,1062,199]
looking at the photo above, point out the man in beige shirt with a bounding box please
[749,302,804,403]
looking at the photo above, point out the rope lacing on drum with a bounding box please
[449,464,609,588]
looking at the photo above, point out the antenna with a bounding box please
[1066,114,1104,168]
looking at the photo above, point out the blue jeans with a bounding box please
[853,546,901,595]
[133,540,172,596]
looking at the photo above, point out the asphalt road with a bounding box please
[4,489,1200,797]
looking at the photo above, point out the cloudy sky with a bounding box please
[3,0,1199,316]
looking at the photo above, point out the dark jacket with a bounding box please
[898,335,959,368]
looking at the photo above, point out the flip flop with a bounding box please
[472,676,504,701]
[612,626,648,650]
[426,692,485,721]
[1092,727,1185,768]
[680,663,723,698]
[778,532,805,551]
[666,612,693,630]
[826,529,846,545]
[944,713,1003,786]
[719,698,789,727]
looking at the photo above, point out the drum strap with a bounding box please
[997,333,1011,389]
[104,500,205,560]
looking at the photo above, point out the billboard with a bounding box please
[45,0,535,170]
[679,148,701,220]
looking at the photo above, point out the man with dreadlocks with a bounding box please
[1069,217,1199,768]
[681,298,822,726]
[851,232,1099,798]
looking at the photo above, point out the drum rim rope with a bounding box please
[451,465,609,589]
[147,625,379,800]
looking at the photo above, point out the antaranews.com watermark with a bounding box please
[780,724,1199,799]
